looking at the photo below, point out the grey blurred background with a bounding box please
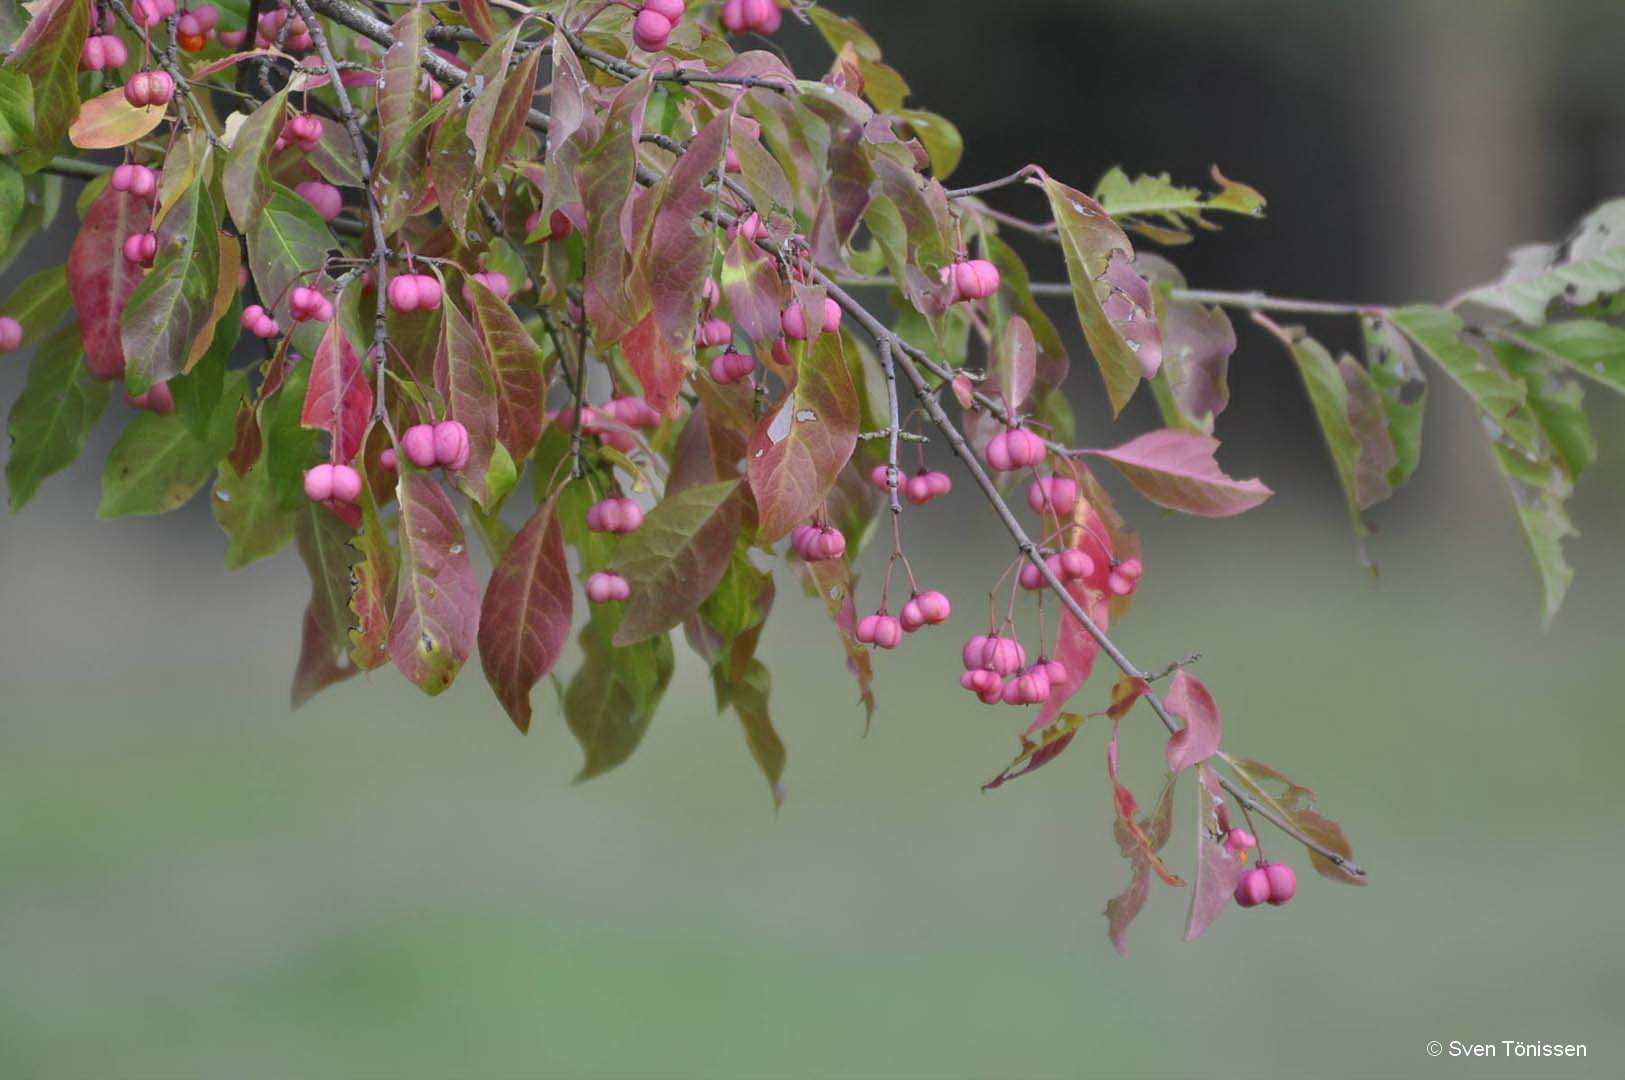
[4,2,1625,1077]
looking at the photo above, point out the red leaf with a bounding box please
[622,311,689,419]
[439,300,504,508]
[1081,428,1271,517]
[720,231,790,342]
[1185,764,1247,942]
[747,334,860,541]
[1163,669,1222,771]
[68,185,147,380]
[648,112,729,358]
[579,74,652,344]
[478,497,573,732]
[1023,583,1106,736]
[466,278,547,461]
[301,322,372,463]
[390,470,480,695]
[992,315,1037,411]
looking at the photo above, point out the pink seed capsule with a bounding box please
[1264,863,1296,906]
[81,35,107,70]
[1027,475,1078,516]
[586,571,631,604]
[606,396,660,429]
[960,668,998,695]
[1115,558,1143,583]
[400,424,438,469]
[709,350,755,384]
[739,0,778,32]
[379,448,398,471]
[1234,867,1272,908]
[643,0,685,20]
[1005,427,1047,468]
[631,8,672,51]
[854,614,879,645]
[984,432,1014,472]
[869,614,903,650]
[779,303,808,341]
[912,590,950,624]
[386,275,420,313]
[192,4,219,30]
[1041,658,1067,684]
[1058,549,1094,581]
[696,318,733,349]
[123,232,157,267]
[1018,563,1045,591]
[813,526,845,561]
[986,636,1025,676]
[962,635,992,671]
[462,270,512,305]
[1224,828,1258,855]
[701,277,721,310]
[733,211,762,243]
[294,180,342,223]
[432,420,470,470]
[329,464,363,504]
[0,316,22,352]
[869,463,895,491]
[303,464,336,502]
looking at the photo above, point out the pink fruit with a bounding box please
[586,496,644,535]
[432,420,470,470]
[606,396,660,429]
[899,590,950,631]
[217,28,246,46]
[240,304,279,338]
[126,381,175,414]
[695,318,733,349]
[869,463,896,491]
[985,432,1014,472]
[462,270,512,305]
[329,464,363,503]
[709,350,755,384]
[950,258,1001,302]
[960,668,1000,697]
[854,613,879,644]
[81,34,127,69]
[871,614,903,650]
[1027,475,1078,516]
[303,464,336,502]
[123,70,174,107]
[1006,427,1046,468]
[1264,863,1296,906]
[904,470,950,505]
[1040,658,1067,684]
[586,571,632,604]
[644,0,685,19]
[123,232,158,267]
[1234,867,1272,908]
[379,448,398,471]
[282,113,322,152]
[1057,549,1093,581]
[792,524,845,562]
[289,286,332,322]
[387,273,442,314]
[294,180,342,223]
[732,211,762,243]
[720,0,746,32]
[738,0,778,33]
[192,4,219,30]
[0,316,22,352]
[400,424,438,469]
[631,8,672,51]
[1224,828,1258,855]
[701,277,721,310]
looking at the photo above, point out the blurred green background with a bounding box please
[5,1,1625,1078]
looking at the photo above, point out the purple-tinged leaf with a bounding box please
[729,112,792,213]
[799,555,875,725]
[622,311,688,420]
[721,231,790,342]
[348,489,396,671]
[465,278,547,461]
[437,298,508,509]
[983,710,1088,791]
[460,0,497,44]
[578,73,653,344]
[542,37,600,216]
[467,28,541,177]
[478,496,572,732]
[245,184,336,326]
[390,469,480,695]
[649,112,728,358]
[295,500,360,652]
[1153,288,1235,433]
[748,333,860,542]
[1106,764,1180,957]
[1024,583,1106,735]
[301,321,371,465]
[611,479,742,646]
[1185,764,1247,942]
[1163,669,1222,771]
[1040,172,1162,415]
[291,605,359,709]
[990,315,1037,411]
[122,174,220,394]
[68,184,147,380]
[1080,428,1271,518]
[371,3,431,234]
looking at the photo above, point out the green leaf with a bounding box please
[1390,304,1575,623]
[348,488,396,671]
[222,87,288,227]
[746,331,861,542]
[371,3,432,234]
[5,322,110,510]
[0,67,35,156]
[1256,319,1395,545]
[1494,343,1595,479]
[246,184,336,326]
[170,291,242,443]
[211,453,297,569]
[2,0,87,173]
[98,371,245,518]
[0,263,71,350]
[295,500,361,652]
[122,175,221,394]
[896,109,963,179]
[562,603,675,783]
[718,659,784,808]
[1094,166,1265,245]
[0,158,23,245]
[1219,753,1364,887]
[611,478,742,646]
[1362,316,1427,490]
[1507,319,1625,398]
[1040,173,1154,416]
[1459,199,1625,324]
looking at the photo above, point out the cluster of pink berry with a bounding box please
[960,635,1067,706]
[295,180,343,223]
[276,114,323,154]
[710,351,755,384]
[125,383,174,414]
[721,0,781,35]
[855,590,952,650]
[942,258,1001,302]
[123,231,157,267]
[551,397,660,453]
[80,33,129,70]
[781,298,843,340]
[240,304,280,339]
[586,495,644,535]
[173,4,219,50]
[129,0,177,28]
[632,0,685,52]
[585,571,631,604]
[302,464,364,506]
[122,70,175,108]
[984,426,1047,472]
[868,464,952,506]
[220,5,313,51]
[396,421,471,472]
[386,273,444,313]
[790,523,846,562]
[110,163,157,198]
[289,286,334,322]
